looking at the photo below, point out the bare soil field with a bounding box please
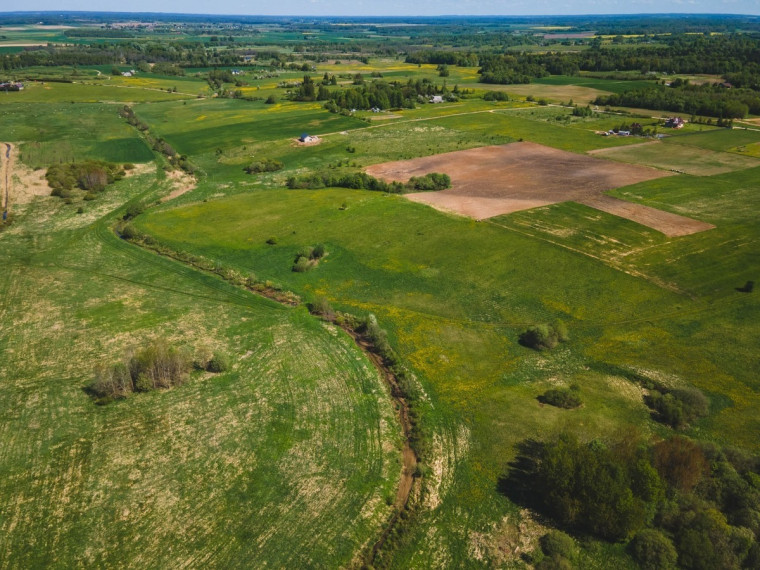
[366,142,713,236]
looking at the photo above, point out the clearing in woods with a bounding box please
[366,142,714,236]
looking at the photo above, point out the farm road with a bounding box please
[2,143,11,211]
[315,107,509,137]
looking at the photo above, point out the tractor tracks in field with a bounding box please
[82,218,420,566]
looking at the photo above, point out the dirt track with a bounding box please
[366,142,714,237]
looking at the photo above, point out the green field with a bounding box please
[532,74,660,94]
[0,164,399,568]
[3,28,760,568]
[0,103,154,167]
[590,139,760,175]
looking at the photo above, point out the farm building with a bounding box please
[299,133,318,143]
[0,82,23,91]
[429,95,444,104]
[665,117,685,129]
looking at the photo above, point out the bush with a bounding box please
[538,387,582,409]
[653,436,709,492]
[123,203,144,221]
[244,158,283,174]
[206,352,230,373]
[292,256,311,272]
[311,243,326,259]
[519,322,568,350]
[120,223,139,241]
[629,529,678,570]
[405,172,451,191]
[645,386,709,428]
[266,236,278,245]
[483,90,509,101]
[129,340,191,390]
[540,530,576,559]
[265,95,277,104]
[308,296,335,318]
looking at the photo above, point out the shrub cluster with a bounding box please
[483,90,509,101]
[645,385,709,429]
[119,105,198,175]
[287,171,402,192]
[244,158,283,174]
[47,160,125,198]
[292,244,326,272]
[88,341,234,403]
[88,339,191,402]
[286,171,450,193]
[538,385,582,409]
[519,322,569,350]
[406,172,451,192]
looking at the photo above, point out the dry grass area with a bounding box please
[366,142,712,236]
[589,139,760,176]
[497,83,608,103]
[1,143,51,207]
[160,169,197,203]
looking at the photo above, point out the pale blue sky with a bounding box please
[9,0,760,16]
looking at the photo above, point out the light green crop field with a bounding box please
[0,103,154,167]
[0,81,192,103]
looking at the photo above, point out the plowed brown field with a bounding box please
[366,142,714,236]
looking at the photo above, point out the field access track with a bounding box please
[366,142,715,237]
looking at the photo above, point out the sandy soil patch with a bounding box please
[366,142,712,236]
[369,114,402,121]
[293,136,322,147]
[161,169,197,203]
[1,143,51,208]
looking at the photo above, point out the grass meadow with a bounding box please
[0,103,154,167]
[0,99,399,568]
[3,70,760,567]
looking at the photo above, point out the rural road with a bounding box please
[2,143,10,213]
